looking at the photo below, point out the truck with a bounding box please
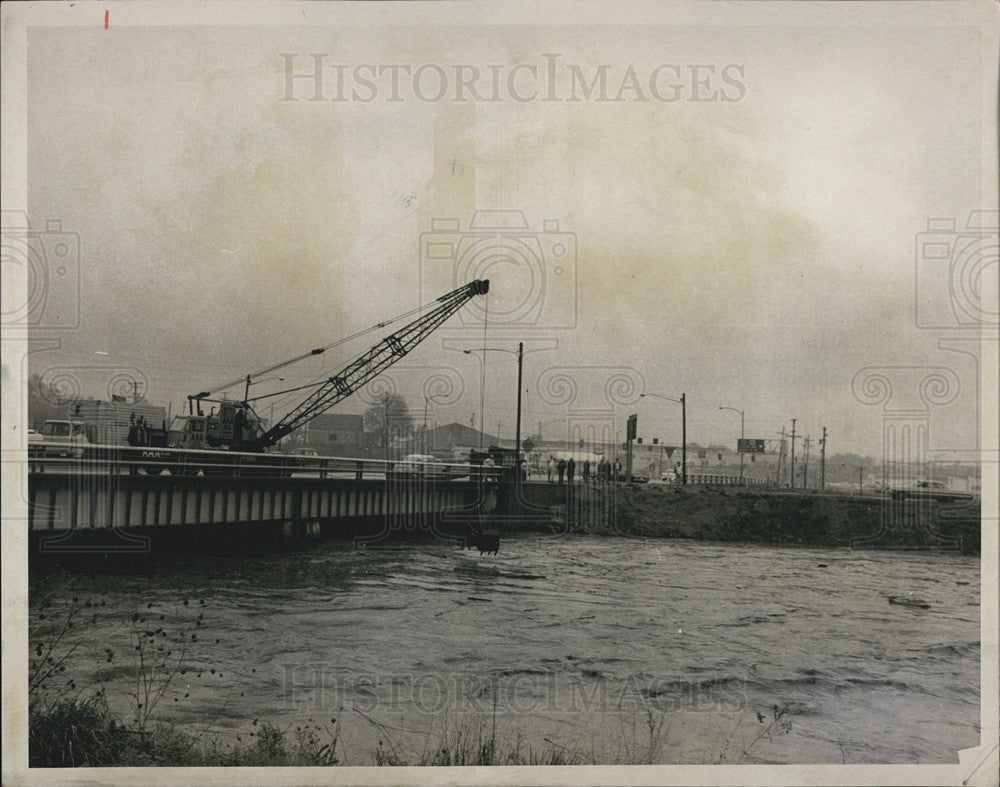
[48,397,168,446]
[32,419,89,458]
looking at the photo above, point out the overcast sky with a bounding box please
[13,1,997,458]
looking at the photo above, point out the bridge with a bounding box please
[27,446,495,554]
[30,445,914,558]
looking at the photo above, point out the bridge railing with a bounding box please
[686,473,774,486]
[26,444,493,482]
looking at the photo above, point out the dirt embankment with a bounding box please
[514,483,980,553]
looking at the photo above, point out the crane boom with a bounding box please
[247,279,489,451]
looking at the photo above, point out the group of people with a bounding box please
[126,413,152,447]
[545,455,622,484]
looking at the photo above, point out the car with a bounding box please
[890,480,977,504]
[388,454,447,479]
[611,472,648,483]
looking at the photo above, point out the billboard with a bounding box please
[738,438,766,454]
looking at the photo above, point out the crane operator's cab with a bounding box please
[168,402,264,451]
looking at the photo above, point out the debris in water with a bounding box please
[888,596,931,610]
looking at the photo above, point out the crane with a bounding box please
[246,279,488,451]
[133,280,489,453]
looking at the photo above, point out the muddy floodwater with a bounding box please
[30,535,980,764]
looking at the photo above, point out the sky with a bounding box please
[9,1,997,461]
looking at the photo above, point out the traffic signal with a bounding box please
[626,413,637,441]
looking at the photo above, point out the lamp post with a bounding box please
[640,391,686,485]
[719,406,745,483]
[464,342,524,481]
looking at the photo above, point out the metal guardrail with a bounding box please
[26,444,495,482]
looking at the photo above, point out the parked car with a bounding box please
[890,480,977,503]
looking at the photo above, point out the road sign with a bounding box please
[738,438,766,454]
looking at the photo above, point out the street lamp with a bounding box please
[463,343,524,481]
[719,406,745,483]
[640,391,686,485]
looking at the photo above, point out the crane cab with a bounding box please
[170,402,263,451]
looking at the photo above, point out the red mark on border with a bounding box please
[104,10,109,29]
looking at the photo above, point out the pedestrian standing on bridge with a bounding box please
[583,459,590,483]
[567,456,576,484]
[547,456,556,483]
[557,457,566,484]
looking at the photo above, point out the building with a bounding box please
[306,413,365,453]
[423,422,499,460]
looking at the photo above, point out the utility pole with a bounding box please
[515,342,523,484]
[803,436,811,490]
[626,413,637,483]
[789,418,797,490]
[384,394,390,461]
[776,427,786,486]
[820,426,827,491]
[681,393,687,486]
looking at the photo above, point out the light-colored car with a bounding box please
[389,454,452,479]
[890,480,977,503]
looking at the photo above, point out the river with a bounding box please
[29,535,981,765]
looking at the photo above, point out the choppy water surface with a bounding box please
[30,536,980,764]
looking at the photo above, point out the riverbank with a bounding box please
[506,483,981,554]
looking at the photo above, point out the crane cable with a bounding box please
[199,296,441,399]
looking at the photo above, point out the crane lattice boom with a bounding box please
[248,279,488,450]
